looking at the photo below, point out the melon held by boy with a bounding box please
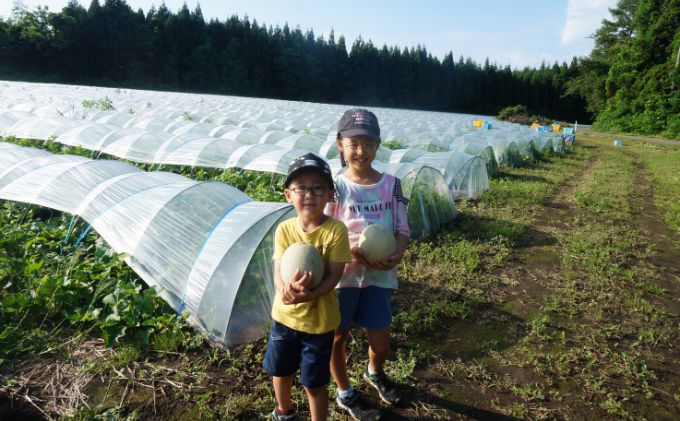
[280,242,324,289]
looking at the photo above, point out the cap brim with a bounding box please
[339,128,380,141]
[284,167,335,188]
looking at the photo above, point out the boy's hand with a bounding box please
[293,269,317,291]
[282,270,313,304]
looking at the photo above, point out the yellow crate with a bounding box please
[551,124,561,132]
[473,119,484,128]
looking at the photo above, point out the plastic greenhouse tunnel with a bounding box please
[329,160,459,238]
[448,139,500,178]
[0,142,296,347]
[411,151,490,199]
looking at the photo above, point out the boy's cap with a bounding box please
[337,108,380,142]
[284,153,334,188]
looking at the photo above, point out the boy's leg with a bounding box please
[264,320,301,417]
[304,385,328,421]
[299,330,334,421]
[330,327,352,390]
[273,375,295,413]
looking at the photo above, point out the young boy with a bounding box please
[264,152,352,421]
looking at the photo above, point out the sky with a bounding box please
[2,0,618,69]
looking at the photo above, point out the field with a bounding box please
[1,132,680,420]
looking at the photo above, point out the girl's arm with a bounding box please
[366,176,410,270]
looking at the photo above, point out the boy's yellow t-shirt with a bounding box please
[272,216,351,334]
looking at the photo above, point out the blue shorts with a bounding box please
[263,320,334,388]
[337,286,392,330]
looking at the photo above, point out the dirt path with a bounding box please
[500,145,599,319]
[630,156,680,310]
[400,149,601,420]
[405,139,680,419]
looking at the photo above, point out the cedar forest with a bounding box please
[0,0,678,138]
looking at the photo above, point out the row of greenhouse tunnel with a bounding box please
[0,81,568,347]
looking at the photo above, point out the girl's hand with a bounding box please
[370,251,404,270]
[351,246,372,267]
[353,246,404,270]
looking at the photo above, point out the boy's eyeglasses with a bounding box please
[290,186,328,197]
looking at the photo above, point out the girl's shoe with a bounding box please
[271,408,300,421]
[335,390,381,420]
[363,365,401,405]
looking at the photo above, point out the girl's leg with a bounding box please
[305,385,328,421]
[366,327,391,372]
[272,375,294,412]
[365,327,400,405]
[330,327,352,390]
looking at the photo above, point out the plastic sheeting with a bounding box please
[329,160,458,238]
[1,80,573,211]
[412,151,490,199]
[0,142,295,347]
[374,162,458,238]
[485,138,523,167]
[449,140,499,178]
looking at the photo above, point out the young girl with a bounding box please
[325,109,410,420]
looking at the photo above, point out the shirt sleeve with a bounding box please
[324,200,338,219]
[393,177,410,238]
[272,223,288,260]
[324,177,341,219]
[327,220,352,263]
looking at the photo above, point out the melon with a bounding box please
[280,242,324,288]
[358,225,397,263]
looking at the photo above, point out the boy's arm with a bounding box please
[302,261,345,300]
[281,261,345,304]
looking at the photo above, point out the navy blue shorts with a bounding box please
[263,320,334,388]
[337,286,392,330]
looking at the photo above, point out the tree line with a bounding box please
[0,0,591,123]
[2,0,678,136]
[566,0,679,138]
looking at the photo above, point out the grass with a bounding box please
[574,148,637,217]
[636,143,680,235]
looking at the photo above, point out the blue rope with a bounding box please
[63,215,78,244]
[75,224,93,246]
[177,203,242,315]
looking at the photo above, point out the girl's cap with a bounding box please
[284,152,335,188]
[337,108,380,142]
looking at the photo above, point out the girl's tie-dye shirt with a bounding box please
[325,172,410,289]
